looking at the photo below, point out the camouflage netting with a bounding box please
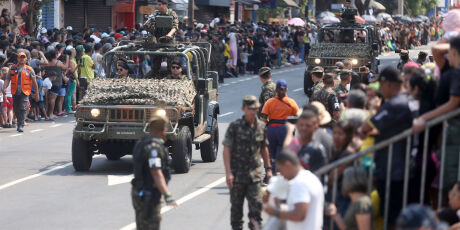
[309,43,371,58]
[81,78,196,107]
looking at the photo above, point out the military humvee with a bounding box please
[71,42,220,173]
[304,9,380,95]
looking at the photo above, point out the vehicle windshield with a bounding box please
[318,28,369,44]
[103,52,192,80]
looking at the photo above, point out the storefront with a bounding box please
[64,0,112,31]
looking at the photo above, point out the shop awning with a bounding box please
[236,0,261,4]
[276,0,299,8]
[369,0,386,10]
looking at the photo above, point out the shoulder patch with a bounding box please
[151,150,158,157]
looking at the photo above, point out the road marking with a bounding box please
[293,88,303,92]
[10,134,23,137]
[50,124,63,128]
[108,175,134,186]
[68,120,76,123]
[0,162,73,191]
[120,177,226,230]
[221,83,229,86]
[30,129,43,133]
[218,112,234,118]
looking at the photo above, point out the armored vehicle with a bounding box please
[304,9,380,95]
[71,42,220,173]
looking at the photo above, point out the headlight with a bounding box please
[351,59,358,65]
[90,108,100,117]
[155,109,166,117]
[314,58,321,64]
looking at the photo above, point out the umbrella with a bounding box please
[400,15,413,23]
[416,15,430,22]
[288,18,305,27]
[412,18,424,23]
[377,12,392,21]
[362,15,377,23]
[355,15,365,24]
[318,11,336,18]
[320,16,340,24]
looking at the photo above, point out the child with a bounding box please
[43,70,56,121]
[35,67,46,120]
[240,46,249,75]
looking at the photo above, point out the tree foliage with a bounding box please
[405,0,437,16]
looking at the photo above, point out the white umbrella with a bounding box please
[320,16,340,24]
[416,15,430,22]
[377,12,392,21]
[362,15,377,23]
[318,11,336,18]
[288,18,306,27]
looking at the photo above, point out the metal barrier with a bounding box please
[314,108,460,230]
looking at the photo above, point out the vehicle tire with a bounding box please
[304,71,313,95]
[172,126,192,173]
[200,118,219,162]
[72,137,93,171]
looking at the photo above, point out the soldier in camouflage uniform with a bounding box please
[311,73,340,120]
[223,95,272,230]
[131,115,178,230]
[308,66,324,98]
[258,67,276,119]
[397,50,413,71]
[210,32,226,83]
[335,69,351,96]
[145,0,179,43]
[166,59,187,80]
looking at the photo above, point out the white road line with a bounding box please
[10,134,23,137]
[293,88,303,92]
[218,112,234,118]
[0,162,73,191]
[221,83,229,86]
[50,124,63,128]
[30,129,44,133]
[120,177,226,230]
[68,120,76,123]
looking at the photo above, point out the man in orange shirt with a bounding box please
[261,79,299,171]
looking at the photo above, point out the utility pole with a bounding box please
[312,0,316,18]
[398,0,404,15]
[188,0,194,29]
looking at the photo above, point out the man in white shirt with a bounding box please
[264,150,324,230]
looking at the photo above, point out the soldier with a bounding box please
[335,69,351,96]
[166,59,187,80]
[399,25,410,50]
[397,50,412,71]
[308,66,324,98]
[311,73,340,121]
[258,67,276,119]
[252,28,267,74]
[131,114,178,230]
[223,95,273,230]
[146,0,179,43]
[210,32,225,83]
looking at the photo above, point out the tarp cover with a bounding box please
[309,43,372,58]
[81,78,196,107]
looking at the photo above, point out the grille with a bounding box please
[109,109,144,122]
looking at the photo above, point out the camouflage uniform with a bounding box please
[334,84,348,95]
[223,117,268,230]
[258,80,276,117]
[311,80,324,96]
[146,9,179,42]
[210,38,226,80]
[311,86,340,118]
[131,137,171,230]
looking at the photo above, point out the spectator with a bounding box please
[326,167,374,230]
[264,150,324,230]
[30,67,43,121]
[359,66,413,228]
[284,110,327,172]
[92,43,105,78]
[64,48,78,113]
[0,68,3,127]
[1,67,12,128]
[396,205,440,230]
[43,49,67,118]
[79,44,95,99]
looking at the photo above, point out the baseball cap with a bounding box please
[310,101,331,125]
[18,52,26,58]
[311,66,324,73]
[242,95,261,109]
[397,205,438,229]
[114,33,123,39]
[276,79,287,89]
[377,66,403,83]
[41,28,47,34]
[259,67,271,76]
[101,32,110,38]
[66,26,73,31]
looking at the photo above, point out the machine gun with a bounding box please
[144,13,174,43]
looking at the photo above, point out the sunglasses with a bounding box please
[117,68,125,72]
[171,66,181,69]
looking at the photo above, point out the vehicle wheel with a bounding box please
[172,126,192,173]
[304,71,313,95]
[200,118,219,162]
[72,137,93,171]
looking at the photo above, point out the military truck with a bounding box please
[304,9,380,95]
[71,42,220,173]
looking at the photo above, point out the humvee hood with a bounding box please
[309,43,372,58]
[80,78,196,107]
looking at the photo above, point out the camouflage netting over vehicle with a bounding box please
[309,43,372,58]
[80,78,196,107]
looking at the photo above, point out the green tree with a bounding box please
[405,0,437,16]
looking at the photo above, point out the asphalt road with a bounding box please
[0,42,434,230]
